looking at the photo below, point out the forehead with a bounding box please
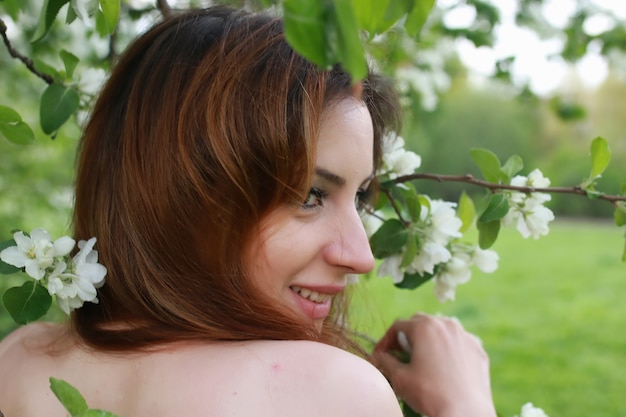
[316,98,374,174]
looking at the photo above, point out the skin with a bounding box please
[0,98,402,417]
[375,314,498,417]
[0,323,402,417]
[0,98,497,417]
[246,97,376,331]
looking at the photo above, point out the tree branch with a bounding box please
[393,173,626,204]
[0,17,54,85]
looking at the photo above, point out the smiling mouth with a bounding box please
[290,285,332,304]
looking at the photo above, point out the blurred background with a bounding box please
[1,0,625,416]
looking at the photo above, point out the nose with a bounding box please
[324,207,376,274]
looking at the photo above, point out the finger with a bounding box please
[372,350,405,379]
[374,319,414,352]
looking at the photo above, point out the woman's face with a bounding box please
[246,97,376,330]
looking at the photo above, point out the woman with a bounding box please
[0,6,496,416]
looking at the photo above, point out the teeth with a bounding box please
[291,286,331,304]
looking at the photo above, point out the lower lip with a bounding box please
[290,289,332,320]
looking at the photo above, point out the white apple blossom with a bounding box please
[0,229,106,315]
[373,187,502,301]
[360,210,384,238]
[404,199,462,275]
[48,238,107,314]
[0,229,75,280]
[425,199,463,245]
[503,169,555,239]
[433,252,472,302]
[473,247,499,273]
[380,135,422,179]
[408,241,451,275]
[513,168,551,190]
[377,254,404,284]
[515,403,550,417]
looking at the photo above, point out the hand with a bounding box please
[373,313,497,417]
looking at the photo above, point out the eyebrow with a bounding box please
[315,167,375,187]
[315,168,345,186]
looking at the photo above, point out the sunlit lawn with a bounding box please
[352,219,626,417]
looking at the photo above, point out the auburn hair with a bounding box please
[72,6,400,352]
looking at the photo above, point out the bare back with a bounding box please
[0,322,402,417]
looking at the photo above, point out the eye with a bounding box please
[302,188,326,210]
[355,188,372,213]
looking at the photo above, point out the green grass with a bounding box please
[351,219,626,417]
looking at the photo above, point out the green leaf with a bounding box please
[0,105,36,145]
[31,0,71,42]
[477,220,500,249]
[400,233,418,268]
[621,183,626,196]
[404,0,435,38]
[66,0,78,24]
[374,190,389,211]
[384,0,413,22]
[83,410,120,417]
[405,194,422,223]
[402,401,424,417]
[3,281,52,324]
[0,105,24,124]
[369,218,409,258]
[329,0,367,80]
[398,183,421,222]
[352,0,394,37]
[283,0,329,67]
[60,50,80,79]
[470,148,507,183]
[95,9,109,37]
[478,193,509,223]
[394,270,432,290]
[585,190,603,199]
[589,136,610,180]
[457,192,475,233]
[0,239,20,274]
[501,155,523,179]
[99,0,120,34]
[49,378,89,417]
[40,84,80,135]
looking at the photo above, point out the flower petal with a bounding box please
[0,246,28,268]
[53,236,76,257]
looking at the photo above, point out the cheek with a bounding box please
[244,225,297,288]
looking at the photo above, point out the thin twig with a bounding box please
[0,17,54,85]
[157,0,173,19]
[393,173,626,205]
[107,29,118,65]
[381,187,410,226]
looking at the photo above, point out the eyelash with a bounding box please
[302,188,327,210]
[301,187,372,212]
[356,188,372,213]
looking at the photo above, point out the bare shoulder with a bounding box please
[0,322,69,415]
[263,340,403,417]
[0,333,402,417]
[172,340,403,417]
[0,321,62,369]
